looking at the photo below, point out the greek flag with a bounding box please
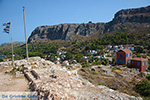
[3,22,11,34]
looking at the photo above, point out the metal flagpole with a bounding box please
[10,20,14,66]
[23,7,29,62]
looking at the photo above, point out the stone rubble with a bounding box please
[0,57,143,100]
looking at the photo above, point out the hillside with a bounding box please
[28,5,150,43]
[0,42,24,51]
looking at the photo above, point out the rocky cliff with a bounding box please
[104,5,150,32]
[28,5,150,43]
[28,23,105,43]
[111,6,150,24]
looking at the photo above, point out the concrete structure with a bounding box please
[116,49,132,65]
[131,58,148,72]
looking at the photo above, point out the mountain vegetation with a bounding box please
[1,31,150,61]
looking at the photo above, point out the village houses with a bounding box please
[116,49,149,72]
[131,58,148,72]
[116,49,132,65]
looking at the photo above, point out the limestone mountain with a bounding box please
[28,5,150,43]
[28,23,105,43]
[104,5,150,33]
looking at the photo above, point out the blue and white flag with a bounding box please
[3,22,11,34]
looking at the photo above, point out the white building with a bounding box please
[62,52,66,55]
[113,46,118,49]
[62,60,69,66]
[56,57,60,60]
[108,45,112,49]
[61,55,66,58]
[57,52,62,55]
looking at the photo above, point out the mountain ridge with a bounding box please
[28,5,150,43]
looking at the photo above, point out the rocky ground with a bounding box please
[0,65,28,92]
[0,57,143,100]
[78,65,147,97]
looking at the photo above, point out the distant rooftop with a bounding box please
[118,49,132,53]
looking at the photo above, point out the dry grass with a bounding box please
[78,67,140,97]
[114,70,123,74]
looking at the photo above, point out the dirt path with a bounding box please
[0,67,28,92]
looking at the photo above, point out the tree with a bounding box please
[88,21,92,23]
[136,53,141,57]
[102,58,109,65]
[75,53,83,62]
[135,47,143,53]
[0,59,3,62]
[93,59,101,65]
[65,52,74,60]
[89,57,94,63]
[146,75,150,80]
[112,57,116,65]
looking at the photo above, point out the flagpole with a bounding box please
[10,20,14,66]
[23,7,29,62]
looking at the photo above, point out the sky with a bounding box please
[0,0,149,45]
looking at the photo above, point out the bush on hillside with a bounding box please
[0,59,3,62]
[146,75,150,80]
[134,80,150,97]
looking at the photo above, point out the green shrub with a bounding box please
[134,80,150,97]
[0,59,3,62]
[88,79,92,83]
[112,67,122,72]
[112,57,116,64]
[137,53,142,57]
[146,75,150,80]
[90,71,98,75]
[129,81,136,85]
[10,67,20,73]
[142,96,150,100]
[101,58,109,65]
[123,65,127,67]
[98,82,106,86]
[92,60,101,65]
[81,63,91,68]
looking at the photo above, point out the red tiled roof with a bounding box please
[118,49,132,53]
[132,57,148,61]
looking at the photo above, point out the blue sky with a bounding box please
[0,0,149,45]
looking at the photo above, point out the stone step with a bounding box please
[25,71,37,82]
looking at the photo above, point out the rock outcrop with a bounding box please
[104,5,150,32]
[0,57,143,100]
[28,5,150,43]
[28,23,105,43]
[111,6,150,24]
